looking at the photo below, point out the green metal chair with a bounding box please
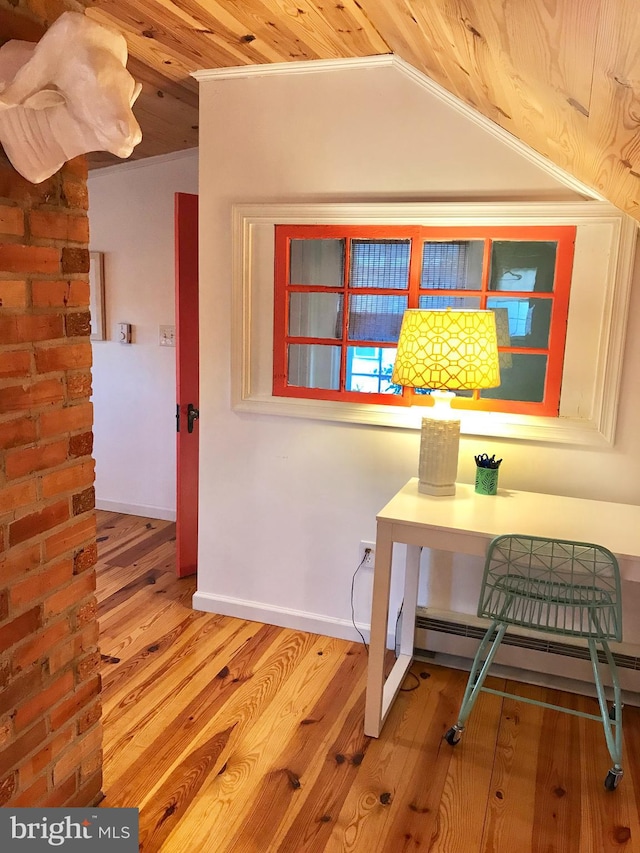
[444,534,624,790]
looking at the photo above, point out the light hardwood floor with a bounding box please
[97,510,640,852]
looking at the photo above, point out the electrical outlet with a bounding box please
[359,541,376,568]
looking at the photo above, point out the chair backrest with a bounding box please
[478,534,622,641]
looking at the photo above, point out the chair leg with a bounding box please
[587,638,623,789]
[445,620,507,745]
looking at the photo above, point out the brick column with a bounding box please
[0,150,102,807]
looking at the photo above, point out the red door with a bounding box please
[175,192,199,577]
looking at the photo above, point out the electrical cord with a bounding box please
[351,556,429,689]
[394,598,425,691]
[395,598,404,648]
[400,671,421,691]
[350,550,369,654]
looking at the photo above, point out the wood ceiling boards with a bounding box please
[4,1,640,222]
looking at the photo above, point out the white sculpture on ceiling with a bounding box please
[0,11,142,183]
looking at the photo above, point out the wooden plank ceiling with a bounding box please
[5,1,640,221]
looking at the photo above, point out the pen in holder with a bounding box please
[474,453,502,495]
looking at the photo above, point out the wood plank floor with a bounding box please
[98,510,640,852]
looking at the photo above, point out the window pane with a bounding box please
[287,344,340,390]
[488,298,552,349]
[348,294,407,342]
[481,354,547,402]
[289,239,344,286]
[489,241,557,292]
[350,240,410,289]
[346,346,399,394]
[418,295,481,310]
[289,292,343,339]
[421,241,483,290]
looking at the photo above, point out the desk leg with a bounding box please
[399,545,420,657]
[425,548,454,612]
[365,531,421,738]
[364,521,393,737]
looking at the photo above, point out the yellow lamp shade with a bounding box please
[392,309,501,391]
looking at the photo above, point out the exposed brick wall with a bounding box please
[0,145,102,807]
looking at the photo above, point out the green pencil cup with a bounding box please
[475,466,499,496]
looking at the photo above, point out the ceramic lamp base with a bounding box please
[418,411,460,497]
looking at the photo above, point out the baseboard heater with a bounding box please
[414,610,640,671]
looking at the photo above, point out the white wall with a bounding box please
[88,150,198,519]
[86,59,640,677]
[193,61,640,651]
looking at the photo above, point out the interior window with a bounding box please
[273,224,576,416]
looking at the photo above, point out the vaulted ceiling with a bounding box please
[3,1,640,222]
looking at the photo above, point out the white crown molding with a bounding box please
[88,146,198,179]
[194,53,604,202]
[191,53,395,81]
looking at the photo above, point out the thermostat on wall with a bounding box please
[118,323,132,344]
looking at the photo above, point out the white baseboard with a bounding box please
[192,590,395,647]
[95,499,176,522]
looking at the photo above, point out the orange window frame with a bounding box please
[273,223,576,417]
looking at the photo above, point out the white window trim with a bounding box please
[231,202,637,446]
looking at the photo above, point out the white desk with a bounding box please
[364,478,640,738]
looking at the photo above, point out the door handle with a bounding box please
[187,403,199,433]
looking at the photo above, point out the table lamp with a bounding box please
[392,309,501,496]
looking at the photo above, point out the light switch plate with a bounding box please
[118,323,132,344]
[159,325,176,347]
